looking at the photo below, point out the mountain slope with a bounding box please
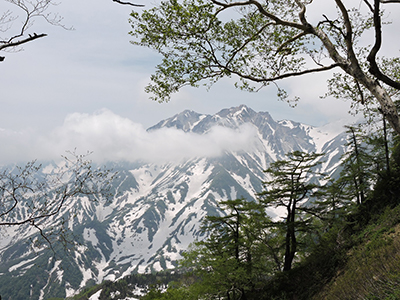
[0,105,348,300]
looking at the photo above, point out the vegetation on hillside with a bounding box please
[137,114,400,300]
[46,111,400,300]
[68,271,181,300]
[18,111,398,300]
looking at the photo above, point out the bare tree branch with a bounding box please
[112,0,144,7]
[363,0,374,11]
[31,221,56,253]
[0,32,47,51]
[294,0,307,25]
[0,0,71,62]
[226,22,273,67]
[0,152,115,250]
[355,79,365,104]
[320,14,346,38]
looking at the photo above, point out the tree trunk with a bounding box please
[372,88,400,135]
[360,75,400,136]
[313,27,400,136]
[349,127,366,204]
[283,203,297,271]
[283,224,296,271]
[383,115,391,175]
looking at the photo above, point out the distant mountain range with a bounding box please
[0,105,349,300]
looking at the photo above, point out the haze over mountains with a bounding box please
[0,105,349,299]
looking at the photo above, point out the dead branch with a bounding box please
[0,152,115,251]
[112,0,144,7]
[0,32,47,51]
[0,0,68,61]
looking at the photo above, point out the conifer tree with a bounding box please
[338,125,387,206]
[179,198,277,299]
[258,151,325,271]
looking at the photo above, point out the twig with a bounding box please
[112,0,144,7]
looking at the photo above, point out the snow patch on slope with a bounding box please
[308,120,346,153]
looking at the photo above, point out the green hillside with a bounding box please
[260,200,400,300]
[78,195,400,300]
[314,205,400,300]
[135,190,400,300]
[42,124,400,300]
[137,126,400,300]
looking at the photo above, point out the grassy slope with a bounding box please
[68,204,400,300]
[258,202,400,300]
[66,168,400,300]
[314,204,400,300]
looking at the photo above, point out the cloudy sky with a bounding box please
[1,0,398,164]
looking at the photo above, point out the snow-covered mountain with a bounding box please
[0,105,348,300]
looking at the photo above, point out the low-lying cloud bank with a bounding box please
[0,109,259,165]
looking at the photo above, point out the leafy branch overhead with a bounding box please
[130,0,400,135]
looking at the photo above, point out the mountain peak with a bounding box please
[211,105,255,123]
[215,104,253,117]
[148,105,274,133]
[0,105,349,300]
[147,109,205,132]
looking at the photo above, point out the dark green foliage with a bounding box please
[343,134,400,227]
[141,284,194,300]
[259,151,326,271]
[251,193,400,300]
[259,150,400,299]
[70,271,182,300]
[339,126,375,205]
[257,224,349,300]
[6,116,400,300]
[174,198,279,299]
[139,132,400,299]
[313,203,400,300]
[71,283,101,300]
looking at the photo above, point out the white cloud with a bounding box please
[0,109,259,165]
[2,0,396,159]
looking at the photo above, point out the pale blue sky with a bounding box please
[1,0,398,163]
